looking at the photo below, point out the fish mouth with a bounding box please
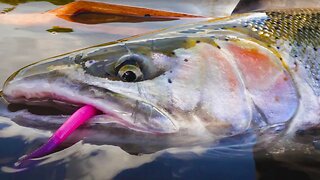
[2,73,178,135]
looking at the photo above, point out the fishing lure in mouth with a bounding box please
[16,105,99,167]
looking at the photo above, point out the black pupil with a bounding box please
[122,71,137,82]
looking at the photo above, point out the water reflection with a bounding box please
[0,115,256,179]
[0,93,257,179]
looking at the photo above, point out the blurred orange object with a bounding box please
[49,0,203,24]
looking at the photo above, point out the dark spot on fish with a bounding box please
[196,40,201,43]
[225,38,229,41]
[294,62,299,72]
[217,45,221,49]
[232,25,237,28]
[277,46,280,50]
[168,79,172,83]
[171,52,175,56]
[314,47,318,51]
[144,14,151,17]
[280,58,283,61]
[284,77,289,81]
[184,59,189,62]
[294,54,298,58]
[170,71,173,73]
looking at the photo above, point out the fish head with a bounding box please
[2,36,283,147]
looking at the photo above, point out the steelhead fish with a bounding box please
[1,1,320,152]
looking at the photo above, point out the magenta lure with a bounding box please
[16,105,98,167]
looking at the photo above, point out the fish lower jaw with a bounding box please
[2,81,178,134]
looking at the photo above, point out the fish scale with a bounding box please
[179,8,320,95]
[240,9,320,95]
[166,9,320,87]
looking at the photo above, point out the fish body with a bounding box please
[2,8,320,149]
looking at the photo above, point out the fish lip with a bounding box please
[4,95,176,135]
[2,79,178,135]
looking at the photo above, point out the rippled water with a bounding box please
[1,0,320,179]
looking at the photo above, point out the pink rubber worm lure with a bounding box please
[16,105,98,167]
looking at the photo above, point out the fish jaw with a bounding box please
[2,62,178,135]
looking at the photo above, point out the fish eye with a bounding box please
[118,64,143,82]
[115,54,144,82]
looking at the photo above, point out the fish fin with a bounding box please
[233,0,320,14]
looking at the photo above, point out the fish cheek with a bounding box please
[225,40,299,124]
[170,43,252,134]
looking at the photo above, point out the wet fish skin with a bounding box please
[148,8,320,133]
[227,9,320,133]
[2,9,320,146]
[244,9,320,94]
